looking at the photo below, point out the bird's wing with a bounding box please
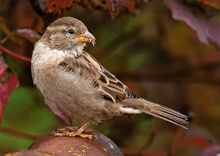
[60,51,139,103]
[60,52,188,128]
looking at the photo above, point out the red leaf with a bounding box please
[106,0,136,19]
[202,145,220,156]
[45,0,74,14]
[16,28,41,43]
[183,136,211,149]
[0,54,19,120]
[197,0,220,10]
[164,0,220,51]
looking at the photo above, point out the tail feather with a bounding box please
[147,105,188,128]
[147,112,188,129]
[121,98,188,129]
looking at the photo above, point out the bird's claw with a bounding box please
[53,126,93,139]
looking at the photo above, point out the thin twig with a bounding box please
[0,126,39,140]
[116,62,220,85]
[0,35,10,45]
[140,118,158,151]
[169,127,185,155]
[0,45,31,62]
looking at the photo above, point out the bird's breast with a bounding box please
[31,43,108,123]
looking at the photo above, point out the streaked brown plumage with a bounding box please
[31,17,188,138]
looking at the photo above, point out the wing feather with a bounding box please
[60,51,138,103]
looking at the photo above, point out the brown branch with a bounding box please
[0,35,10,45]
[169,127,185,155]
[140,118,158,150]
[0,126,39,140]
[116,62,220,85]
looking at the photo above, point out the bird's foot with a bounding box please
[53,122,93,139]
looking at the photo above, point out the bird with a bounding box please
[31,17,188,138]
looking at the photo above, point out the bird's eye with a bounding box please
[68,29,75,34]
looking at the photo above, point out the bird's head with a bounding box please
[41,17,96,56]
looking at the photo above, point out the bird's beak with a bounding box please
[77,31,96,46]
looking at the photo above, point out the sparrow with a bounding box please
[31,17,188,138]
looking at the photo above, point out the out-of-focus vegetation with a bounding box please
[1,0,220,155]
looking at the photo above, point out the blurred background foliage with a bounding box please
[1,0,220,155]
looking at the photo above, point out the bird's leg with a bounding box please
[53,122,93,139]
[76,122,91,135]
